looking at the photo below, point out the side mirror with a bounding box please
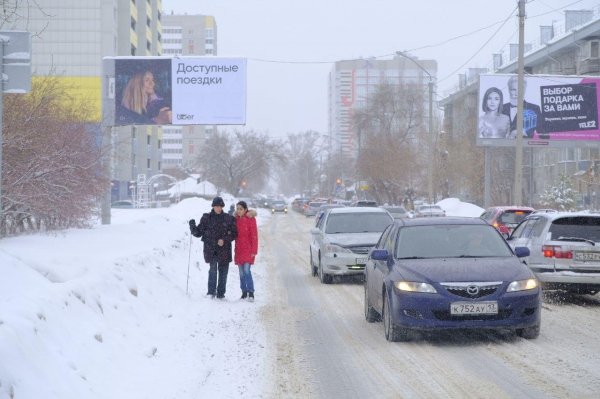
[371,249,389,261]
[310,227,320,234]
[514,246,530,258]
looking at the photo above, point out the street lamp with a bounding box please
[395,51,435,203]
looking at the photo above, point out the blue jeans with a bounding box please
[208,259,229,297]
[238,263,254,293]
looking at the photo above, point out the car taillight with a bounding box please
[493,222,509,234]
[542,245,573,259]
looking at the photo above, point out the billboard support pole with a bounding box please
[514,0,526,205]
[484,148,491,207]
[101,125,112,224]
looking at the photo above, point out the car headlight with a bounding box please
[394,281,437,293]
[324,243,353,254]
[507,278,539,292]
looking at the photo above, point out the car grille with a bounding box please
[441,282,501,299]
[350,246,372,255]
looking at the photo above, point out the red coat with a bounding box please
[234,213,258,265]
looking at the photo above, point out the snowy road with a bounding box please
[260,211,600,399]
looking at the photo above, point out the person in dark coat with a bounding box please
[189,196,237,299]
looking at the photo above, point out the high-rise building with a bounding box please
[161,13,218,170]
[7,0,166,201]
[328,55,438,159]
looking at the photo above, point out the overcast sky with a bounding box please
[163,0,599,137]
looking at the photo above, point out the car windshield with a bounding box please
[549,217,600,242]
[325,213,392,234]
[272,201,286,206]
[499,210,531,225]
[395,224,513,259]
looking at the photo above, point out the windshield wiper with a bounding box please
[556,236,596,246]
[397,256,426,259]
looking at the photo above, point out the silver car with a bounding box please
[507,212,600,295]
[309,207,394,284]
[415,204,446,217]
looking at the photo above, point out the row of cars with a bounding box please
[309,202,600,342]
[308,206,540,342]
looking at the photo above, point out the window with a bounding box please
[147,159,151,169]
[147,135,151,144]
[591,41,599,58]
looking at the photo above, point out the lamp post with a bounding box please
[395,51,435,204]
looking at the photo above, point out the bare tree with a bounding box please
[277,131,321,196]
[2,77,108,235]
[352,82,425,204]
[197,130,284,196]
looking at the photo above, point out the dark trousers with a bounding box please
[208,259,229,297]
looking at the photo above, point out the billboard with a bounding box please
[477,74,599,147]
[102,56,246,126]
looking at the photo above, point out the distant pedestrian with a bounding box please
[189,196,237,299]
[228,204,235,215]
[234,201,258,302]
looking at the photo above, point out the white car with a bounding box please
[415,204,446,217]
[309,207,394,284]
[507,212,600,295]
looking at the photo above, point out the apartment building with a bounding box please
[161,13,218,171]
[7,0,166,202]
[328,55,438,160]
[441,8,600,208]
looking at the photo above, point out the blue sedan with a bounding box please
[364,217,541,342]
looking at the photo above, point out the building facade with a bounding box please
[328,55,438,160]
[7,0,166,202]
[441,7,600,208]
[161,13,218,171]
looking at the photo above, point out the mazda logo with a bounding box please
[466,285,480,296]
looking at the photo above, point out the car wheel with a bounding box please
[516,323,540,339]
[364,282,380,322]
[383,292,410,342]
[318,257,332,284]
[309,249,317,277]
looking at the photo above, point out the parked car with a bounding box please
[270,200,288,214]
[480,206,535,237]
[111,200,134,209]
[351,200,378,207]
[309,207,394,284]
[315,204,346,225]
[507,212,600,295]
[364,217,540,342]
[304,201,327,217]
[414,204,445,217]
[381,205,409,219]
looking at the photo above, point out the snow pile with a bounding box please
[437,198,484,217]
[0,198,269,399]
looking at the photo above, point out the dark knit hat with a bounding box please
[211,196,225,207]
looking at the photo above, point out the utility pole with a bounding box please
[428,80,434,204]
[514,0,526,205]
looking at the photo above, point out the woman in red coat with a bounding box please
[235,201,258,301]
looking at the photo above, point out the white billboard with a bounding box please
[102,56,247,126]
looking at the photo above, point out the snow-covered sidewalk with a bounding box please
[0,198,269,399]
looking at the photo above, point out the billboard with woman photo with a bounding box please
[477,74,600,147]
